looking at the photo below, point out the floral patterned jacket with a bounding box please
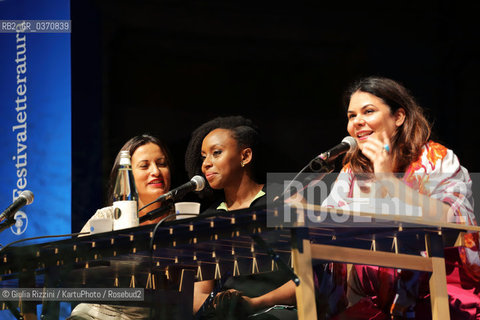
[322,140,476,225]
[323,140,480,282]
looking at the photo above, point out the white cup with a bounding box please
[112,200,139,230]
[89,218,113,234]
[174,202,201,219]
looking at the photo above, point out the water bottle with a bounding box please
[112,150,139,230]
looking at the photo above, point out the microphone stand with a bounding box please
[139,200,174,224]
[308,156,335,173]
[0,217,16,235]
[274,157,335,203]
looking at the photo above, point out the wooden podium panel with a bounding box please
[286,204,480,320]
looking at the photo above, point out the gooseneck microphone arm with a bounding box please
[0,190,34,234]
[274,137,357,202]
[0,218,18,234]
[0,190,34,222]
[138,175,206,212]
[308,136,357,172]
[139,201,174,223]
[139,194,169,212]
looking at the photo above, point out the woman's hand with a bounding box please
[212,289,253,317]
[360,132,394,175]
[211,288,277,313]
[218,290,275,312]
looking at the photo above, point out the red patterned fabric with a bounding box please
[321,141,479,318]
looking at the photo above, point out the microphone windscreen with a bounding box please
[342,136,357,152]
[191,175,206,191]
[20,190,34,205]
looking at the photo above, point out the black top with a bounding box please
[202,184,267,213]
[200,184,291,298]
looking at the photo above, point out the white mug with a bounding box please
[113,200,139,230]
[174,202,201,220]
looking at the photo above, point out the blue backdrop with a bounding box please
[0,0,71,262]
[0,2,71,318]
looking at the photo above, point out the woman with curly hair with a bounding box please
[186,116,297,319]
[185,115,266,210]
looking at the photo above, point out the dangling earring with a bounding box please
[241,161,245,167]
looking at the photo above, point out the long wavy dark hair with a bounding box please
[107,134,172,205]
[342,76,431,174]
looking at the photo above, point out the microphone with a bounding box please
[309,136,357,172]
[317,136,357,162]
[139,205,173,223]
[138,175,206,222]
[0,190,34,222]
[155,175,206,203]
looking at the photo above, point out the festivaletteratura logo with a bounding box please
[11,211,28,235]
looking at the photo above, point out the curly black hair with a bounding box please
[185,116,265,195]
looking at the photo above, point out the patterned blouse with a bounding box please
[322,141,476,226]
[322,140,480,288]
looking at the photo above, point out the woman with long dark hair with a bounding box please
[323,76,478,319]
[324,76,475,225]
[80,133,173,234]
[70,134,173,320]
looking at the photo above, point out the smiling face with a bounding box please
[200,128,245,190]
[131,142,171,208]
[347,91,405,150]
